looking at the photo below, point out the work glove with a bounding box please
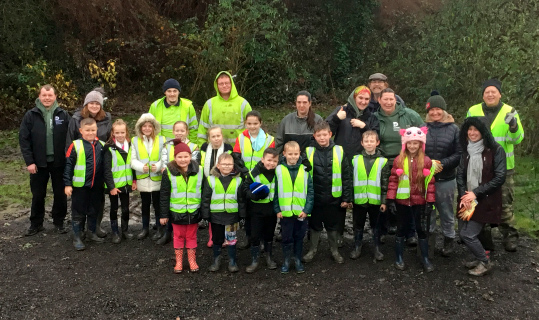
[301,157,312,172]
[249,182,270,200]
[458,200,477,221]
[386,200,397,216]
[504,108,517,127]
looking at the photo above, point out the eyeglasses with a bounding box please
[219,163,234,167]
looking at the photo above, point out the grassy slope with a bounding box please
[1,104,537,236]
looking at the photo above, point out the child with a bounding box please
[201,153,245,273]
[273,141,314,274]
[161,121,200,168]
[233,110,275,250]
[130,113,166,241]
[64,118,113,250]
[199,126,234,248]
[350,130,390,261]
[159,142,204,273]
[242,148,280,273]
[104,119,137,243]
[456,117,506,276]
[303,121,353,264]
[386,127,436,272]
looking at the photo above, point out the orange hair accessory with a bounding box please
[353,85,371,98]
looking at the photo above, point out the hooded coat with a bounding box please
[198,71,252,146]
[326,90,380,157]
[425,112,462,181]
[130,113,163,192]
[456,117,506,224]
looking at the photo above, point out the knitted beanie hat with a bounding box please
[482,78,502,94]
[162,78,181,93]
[174,142,192,156]
[83,90,104,107]
[425,90,446,111]
[400,126,428,151]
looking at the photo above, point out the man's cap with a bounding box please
[369,73,388,81]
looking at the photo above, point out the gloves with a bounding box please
[250,182,270,198]
[458,200,477,221]
[386,200,397,216]
[424,202,435,216]
[301,157,312,172]
[504,108,517,127]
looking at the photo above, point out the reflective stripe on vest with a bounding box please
[239,134,274,171]
[169,168,203,213]
[276,165,308,217]
[72,139,104,187]
[306,145,343,197]
[208,176,241,213]
[167,142,198,162]
[206,99,248,130]
[396,157,435,200]
[249,171,275,203]
[107,148,133,188]
[151,97,195,139]
[352,155,388,205]
[467,103,522,170]
[132,135,166,181]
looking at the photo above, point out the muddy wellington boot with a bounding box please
[328,231,344,264]
[96,202,107,238]
[121,218,134,240]
[395,236,405,270]
[152,225,165,241]
[468,259,492,276]
[174,249,184,273]
[137,215,150,240]
[441,236,454,257]
[72,221,86,251]
[373,230,384,261]
[419,238,434,273]
[156,223,172,245]
[264,241,277,270]
[302,230,320,263]
[110,220,121,244]
[227,245,239,273]
[293,241,305,274]
[349,230,363,260]
[245,246,260,273]
[88,217,105,243]
[281,244,292,274]
[209,246,222,272]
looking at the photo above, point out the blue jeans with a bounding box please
[281,216,308,245]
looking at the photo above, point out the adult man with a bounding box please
[198,71,252,146]
[466,79,524,252]
[367,73,406,113]
[149,78,198,142]
[19,84,71,236]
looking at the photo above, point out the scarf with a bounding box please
[204,143,225,177]
[466,139,484,192]
[115,139,129,151]
[250,129,267,152]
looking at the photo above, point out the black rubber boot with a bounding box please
[245,246,260,273]
[302,230,320,263]
[227,245,239,273]
[293,240,305,273]
[138,215,150,240]
[96,201,107,238]
[209,246,222,272]
[328,231,344,264]
[395,236,405,270]
[156,223,172,245]
[419,238,434,272]
[264,241,277,270]
[121,218,134,240]
[72,221,86,251]
[441,236,454,257]
[152,225,165,241]
[373,229,384,261]
[111,220,121,244]
[349,229,363,260]
[281,244,292,274]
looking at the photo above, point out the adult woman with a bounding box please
[66,89,112,237]
[274,91,323,154]
[326,85,380,157]
[456,117,506,276]
[424,92,461,256]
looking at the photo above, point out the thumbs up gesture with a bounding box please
[337,106,346,120]
[504,107,517,127]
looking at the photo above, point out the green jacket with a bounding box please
[198,71,252,146]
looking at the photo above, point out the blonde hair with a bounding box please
[283,141,300,152]
[208,126,222,136]
[108,119,130,144]
[173,121,189,133]
[217,152,233,164]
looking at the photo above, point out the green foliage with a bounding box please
[513,156,539,237]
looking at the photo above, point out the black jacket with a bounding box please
[353,149,391,205]
[66,110,112,149]
[425,116,462,181]
[19,106,71,167]
[201,168,246,225]
[242,161,276,217]
[326,104,380,157]
[307,141,353,205]
[103,142,137,193]
[159,160,203,225]
[64,139,111,188]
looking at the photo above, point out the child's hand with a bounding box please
[277,212,283,219]
[131,181,137,191]
[161,167,166,173]
[340,202,349,208]
[380,204,387,212]
[143,164,149,173]
[110,188,121,196]
[151,164,157,172]
[299,212,307,219]
[65,186,73,197]
[160,218,168,225]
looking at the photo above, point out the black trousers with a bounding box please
[211,223,226,247]
[250,214,277,244]
[309,204,343,232]
[71,186,102,232]
[396,204,427,239]
[140,191,160,228]
[29,162,67,227]
[109,192,129,222]
[352,204,381,232]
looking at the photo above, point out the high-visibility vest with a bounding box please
[396,157,435,200]
[166,141,198,162]
[238,134,274,171]
[198,98,250,145]
[352,155,388,205]
[149,97,198,141]
[207,176,241,213]
[467,103,524,170]
[72,139,105,187]
[132,135,166,181]
[276,164,309,217]
[168,167,203,213]
[106,148,133,188]
[249,171,275,204]
[305,145,343,198]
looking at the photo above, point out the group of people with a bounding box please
[19,71,524,277]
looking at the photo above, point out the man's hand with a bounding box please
[160,218,168,225]
[337,106,346,120]
[110,188,121,196]
[350,119,366,129]
[504,108,517,127]
[65,186,73,197]
[340,202,349,208]
[277,212,283,219]
[298,212,307,219]
[27,164,37,174]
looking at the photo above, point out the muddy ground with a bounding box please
[0,201,538,320]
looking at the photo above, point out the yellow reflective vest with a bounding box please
[149,97,198,142]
